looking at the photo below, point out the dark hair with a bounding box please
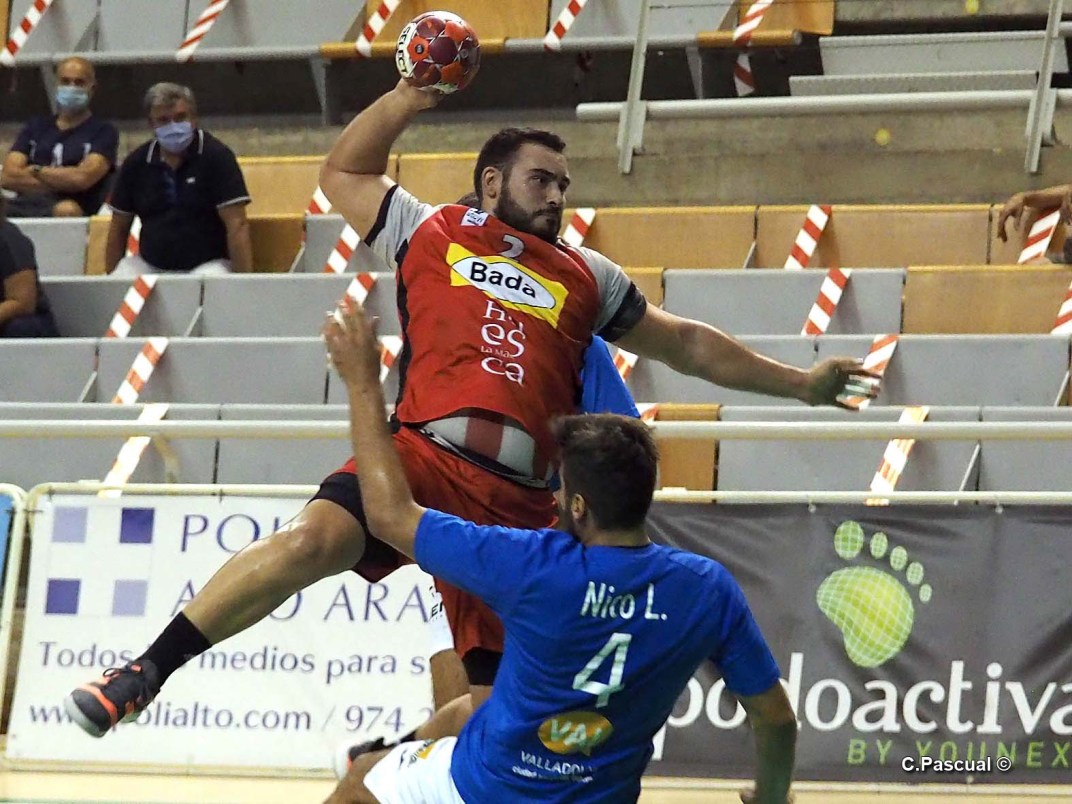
[455,192,480,208]
[552,414,659,530]
[473,128,566,202]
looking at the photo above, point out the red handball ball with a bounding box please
[395,11,480,94]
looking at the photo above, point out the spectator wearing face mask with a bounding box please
[105,83,253,276]
[1,56,119,218]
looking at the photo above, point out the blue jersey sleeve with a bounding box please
[414,509,544,615]
[580,336,640,418]
[709,573,781,697]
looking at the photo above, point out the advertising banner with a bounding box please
[8,492,435,770]
[646,503,1072,784]
[0,493,11,578]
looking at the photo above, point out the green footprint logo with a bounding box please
[816,521,932,668]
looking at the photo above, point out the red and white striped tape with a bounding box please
[784,204,832,270]
[1,0,55,67]
[113,338,169,405]
[801,268,852,336]
[613,346,639,382]
[126,216,142,258]
[837,334,899,411]
[176,0,230,62]
[379,335,402,384]
[101,403,171,490]
[343,272,378,306]
[1051,280,1072,335]
[357,0,402,57]
[561,208,596,248]
[868,405,930,504]
[544,0,589,52]
[105,275,158,339]
[323,224,362,274]
[307,186,333,216]
[1018,208,1062,264]
[733,0,774,97]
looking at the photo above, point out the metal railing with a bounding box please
[590,0,1070,175]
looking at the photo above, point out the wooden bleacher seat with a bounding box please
[580,207,756,269]
[988,203,1069,265]
[239,155,400,216]
[651,404,721,491]
[754,204,991,268]
[903,265,1072,334]
[397,153,479,205]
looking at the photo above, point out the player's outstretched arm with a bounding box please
[323,300,426,558]
[614,303,877,408]
[738,683,797,804]
[319,80,441,238]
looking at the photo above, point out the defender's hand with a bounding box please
[322,298,381,388]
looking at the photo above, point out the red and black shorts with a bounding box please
[312,425,555,681]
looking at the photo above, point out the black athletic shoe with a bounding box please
[333,736,388,779]
[63,660,161,738]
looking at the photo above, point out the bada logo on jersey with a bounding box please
[447,243,568,327]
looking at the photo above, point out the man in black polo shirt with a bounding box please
[105,83,253,276]
[1,57,118,218]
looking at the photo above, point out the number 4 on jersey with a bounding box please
[573,632,631,708]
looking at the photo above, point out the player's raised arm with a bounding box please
[614,302,877,408]
[323,301,426,556]
[319,81,440,237]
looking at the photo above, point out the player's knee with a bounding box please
[272,514,365,578]
[52,199,85,217]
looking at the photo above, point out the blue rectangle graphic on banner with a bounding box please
[0,495,10,578]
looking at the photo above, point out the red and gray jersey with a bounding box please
[365,185,646,469]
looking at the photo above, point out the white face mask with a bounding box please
[155,121,195,154]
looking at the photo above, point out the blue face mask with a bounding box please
[155,120,195,154]
[55,85,89,114]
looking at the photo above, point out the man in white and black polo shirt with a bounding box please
[105,83,253,276]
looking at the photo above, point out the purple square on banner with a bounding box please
[52,506,88,543]
[112,580,147,617]
[119,508,154,544]
[45,579,80,615]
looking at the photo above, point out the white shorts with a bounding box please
[364,737,465,804]
[113,254,232,276]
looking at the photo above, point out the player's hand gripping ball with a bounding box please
[395,11,480,94]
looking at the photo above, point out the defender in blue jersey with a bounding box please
[323,301,797,803]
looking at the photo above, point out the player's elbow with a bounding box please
[364,503,421,560]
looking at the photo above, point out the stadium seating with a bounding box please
[902,266,1072,334]
[215,404,350,485]
[754,205,992,268]
[96,338,329,404]
[43,276,201,338]
[17,218,90,277]
[816,334,1071,406]
[199,273,399,337]
[0,339,96,402]
[297,214,389,274]
[663,268,904,336]
[0,402,219,488]
[977,407,1072,491]
[717,406,981,492]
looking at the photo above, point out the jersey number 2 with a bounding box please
[572,632,632,708]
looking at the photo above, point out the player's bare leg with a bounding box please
[325,748,391,804]
[183,500,366,642]
[64,500,366,737]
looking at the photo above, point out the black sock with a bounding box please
[138,612,212,684]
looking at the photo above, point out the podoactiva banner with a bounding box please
[8,493,435,770]
[646,503,1072,784]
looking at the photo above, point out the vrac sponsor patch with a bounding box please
[447,243,568,327]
